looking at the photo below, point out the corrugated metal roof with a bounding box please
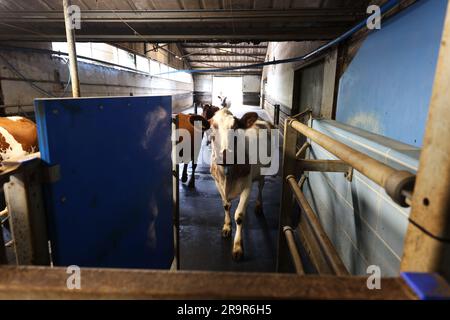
[0,0,372,74]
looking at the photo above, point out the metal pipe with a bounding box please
[296,142,310,159]
[62,0,81,97]
[283,226,305,275]
[289,119,414,206]
[287,175,349,276]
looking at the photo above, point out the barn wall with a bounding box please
[0,43,193,116]
[193,74,213,105]
[261,41,327,130]
[242,75,261,106]
[336,0,448,147]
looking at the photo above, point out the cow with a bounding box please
[208,108,274,261]
[0,116,38,162]
[218,96,231,108]
[201,104,220,146]
[0,116,38,241]
[174,113,210,188]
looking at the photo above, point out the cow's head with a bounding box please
[209,108,258,166]
[202,104,220,121]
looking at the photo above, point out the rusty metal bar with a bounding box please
[288,119,414,207]
[298,159,350,172]
[63,0,81,97]
[295,142,310,159]
[0,266,416,300]
[287,175,349,276]
[283,226,305,275]
[277,119,299,272]
[401,1,450,281]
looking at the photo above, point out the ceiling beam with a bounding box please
[183,45,267,49]
[0,32,345,42]
[187,53,266,56]
[0,9,365,23]
[189,60,264,63]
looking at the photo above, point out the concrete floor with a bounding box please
[179,105,282,272]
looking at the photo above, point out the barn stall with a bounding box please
[0,0,449,300]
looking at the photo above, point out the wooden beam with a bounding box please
[401,1,450,281]
[0,266,417,299]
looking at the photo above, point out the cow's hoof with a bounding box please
[255,204,263,215]
[232,246,243,261]
[187,180,195,189]
[181,175,188,183]
[222,225,231,238]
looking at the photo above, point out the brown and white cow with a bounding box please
[174,104,220,188]
[174,113,209,188]
[0,116,38,162]
[208,108,274,261]
[0,116,38,221]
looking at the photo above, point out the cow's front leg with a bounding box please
[187,163,197,188]
[255,177,264,215]
[222,201,232,238]
[181,163,189,183]
[232,185,251,261]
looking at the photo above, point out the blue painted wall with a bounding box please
[336,0,447,147]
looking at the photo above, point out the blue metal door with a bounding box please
[35,95,173,269]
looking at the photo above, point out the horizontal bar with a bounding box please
[283,226,305,275]
[287,175,350,276]
[298,159,351,173]
[187,53,266,56]
[0,9,365,23]
[288,119,414,206]
[0,266,416,299]
[183,45,268,49]
[189,60,264,63]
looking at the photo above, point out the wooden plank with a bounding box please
[401,1,450,280]
[0,266,417,300]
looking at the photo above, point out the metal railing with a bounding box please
[277,112,416,274]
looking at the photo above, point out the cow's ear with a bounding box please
[189,115,210,131]
[238,112,258,129]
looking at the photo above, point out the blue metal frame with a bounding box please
[402,272,450,300]
[34,95,174,269]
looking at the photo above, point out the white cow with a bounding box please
[218,95,231,108]
[208,108,274,261]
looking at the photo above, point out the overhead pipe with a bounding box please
[62,0,81,97]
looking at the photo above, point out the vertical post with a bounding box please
[4,165,50,265]
[171,116,180,270]
[401,2,450,280]
[276,119,298,272]
[0,220,6,264]
[63,0,81,97]
[274,104,280,126]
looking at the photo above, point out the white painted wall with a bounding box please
[0,44,193,115]
[262,41,325,109]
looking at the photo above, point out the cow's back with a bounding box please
[0,116,38,161]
